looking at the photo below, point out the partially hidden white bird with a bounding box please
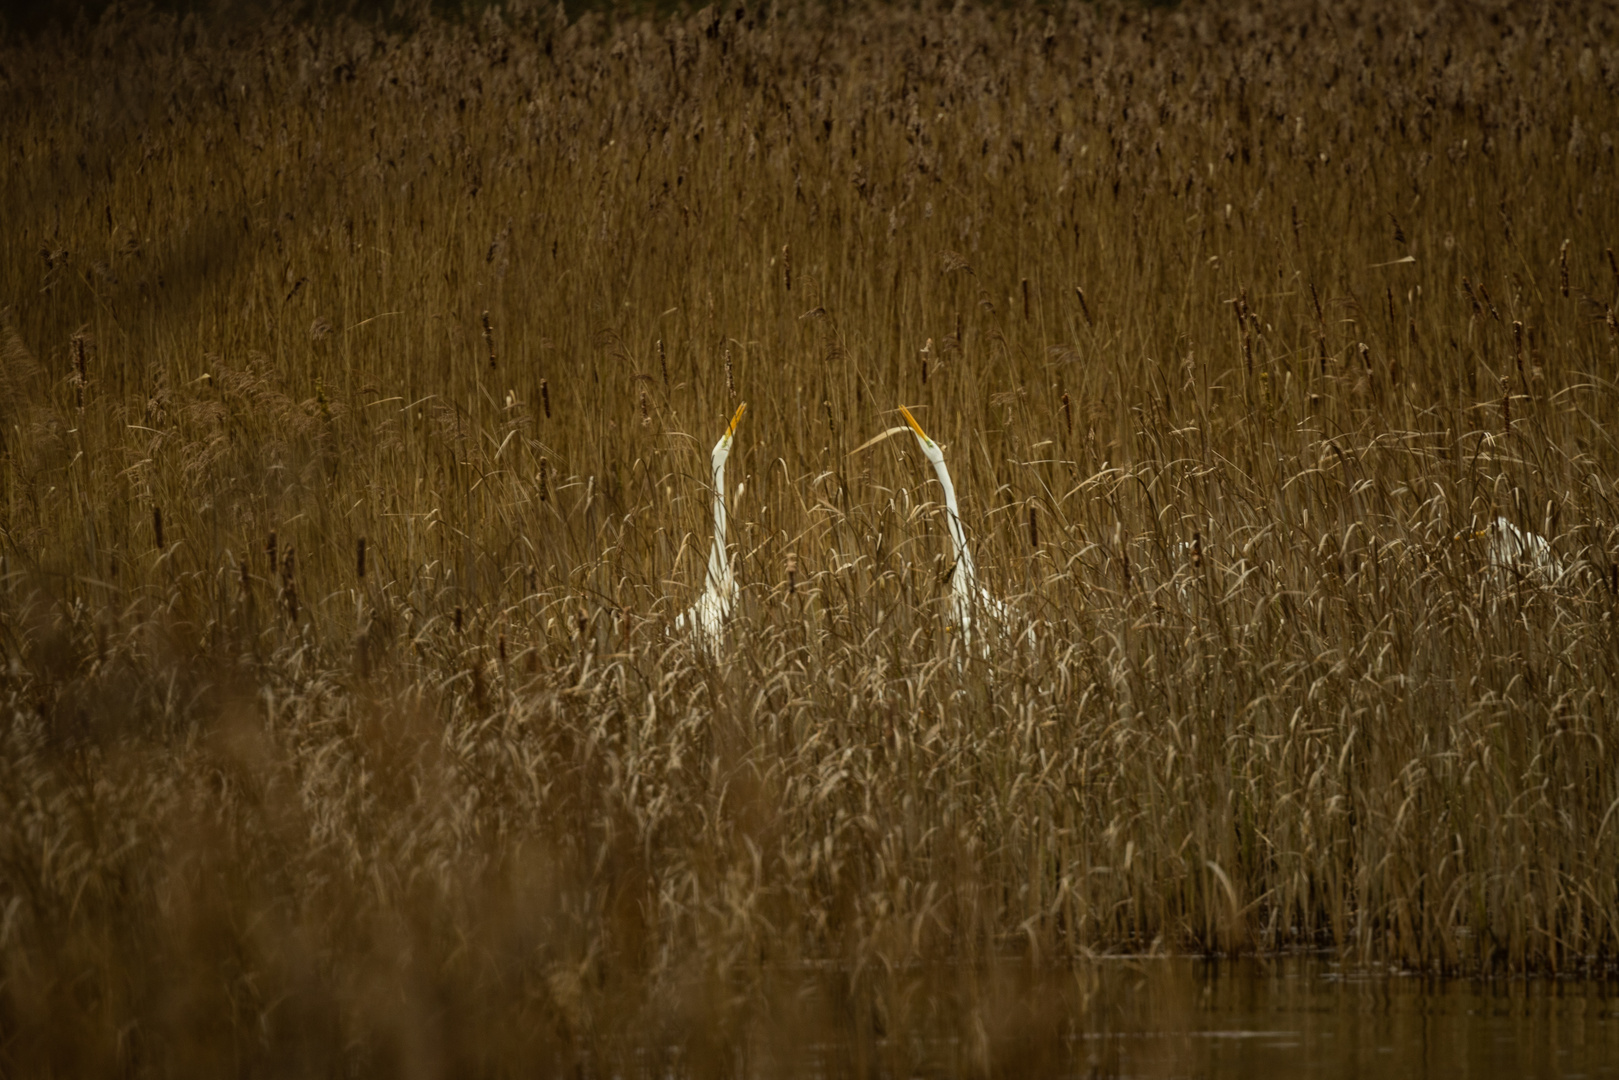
[898,405,1021,653]
[675,402,747,647]
[1459,515,1563,583]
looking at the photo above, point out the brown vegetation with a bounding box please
[3,0,1619,1072]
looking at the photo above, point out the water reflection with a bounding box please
[775,956,1619,1078]
[1111,957,1619,1079]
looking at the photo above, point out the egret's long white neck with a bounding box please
[930,456,976,595]
[705,453,732,593]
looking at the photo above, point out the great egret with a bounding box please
[897,405,1019,652]
[675,403,747,646]
[1458,515,1562,583]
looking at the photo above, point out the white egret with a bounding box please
[897,405,1020,653]
[675,402,747,647]
[1459,515,1562,583]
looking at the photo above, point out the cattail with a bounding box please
[1021,277,1030,321]
[537,458,548,503]
[724,345,735,400]
[1513,321,1525,379]
[152,506,164,550]
[267,530,277,576]
[782,244,792,292]
[1559,239,1570,298]
[73,334,86,409]
[1386,285,1396,329]
[1074,285,1093,327]
[920,338,930,385]
[1607,308,1618,337]
[454,606,463,633]
[1477,281,1500,321]
[1311,282,1328,368]
[1502,385,1512,432]
[540,378,551,418]
[657,338,669,388]
[239,556,250,597]
[481,311,496,370]
[1192,531,1203,569]
[1607,247,1618,289]
[640,388,650,426]
[785,551,798,595]
[282,546,297,621]
[1028,504,1038,550]
[1462,277,1483,318]
[1061,391,1072,435]
[1291,203,1302,244]
[1237,290,1253,375]
[498,631,507,664]
[1115,524,1130,591]
[356,536,367,580]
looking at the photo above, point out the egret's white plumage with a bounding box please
[898,405,1020,653]
[1461,515,1562,583]
[675,403,746,647]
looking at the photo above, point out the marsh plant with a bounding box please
[2,0,1619,1072]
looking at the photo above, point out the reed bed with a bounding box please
[3,0,1619,1072]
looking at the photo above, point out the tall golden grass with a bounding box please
[3,0,1619,1071]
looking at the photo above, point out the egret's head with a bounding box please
[898,405,945,467]
[1453,514,1488,543]
[712,402,746,467]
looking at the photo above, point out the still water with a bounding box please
[778,957,1619,1078]
[1094,957,1619,1078]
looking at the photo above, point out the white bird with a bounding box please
[675,403,747,647]
[1459,515,1562,583]
[897,404,1020,653]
